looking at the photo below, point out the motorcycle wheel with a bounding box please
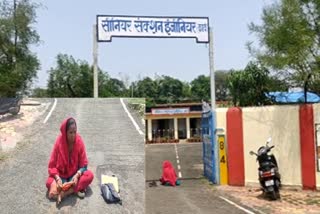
[9,105,20,115]
[270,190,277,200]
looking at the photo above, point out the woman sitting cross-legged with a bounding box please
[45,117,94,205]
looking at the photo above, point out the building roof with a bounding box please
[154,102,202,107]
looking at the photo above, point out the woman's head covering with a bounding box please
[60,117,76,139]
[161,160,177,186]
[66,118,76,132]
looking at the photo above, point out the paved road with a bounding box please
[145,143,255,214]
[146,143,203,181]
[0,98,145,214]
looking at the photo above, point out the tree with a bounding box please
[102,78,127,97]
[181,81,191,100]
[215,70,229,101]
[135,77,158,98]
[267,75,289,92]
[0,0,40,97]
[31,87,47,97]
[190,72,230,102]
[47,54,93,97]
[190,75,210,101]
[227,62,271,106]
[157,76,184,103]
[248,0,320,101]
[47,53,129,97]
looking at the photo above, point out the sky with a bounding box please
[31,0,269,88]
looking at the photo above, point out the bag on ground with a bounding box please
[101,183,122,204]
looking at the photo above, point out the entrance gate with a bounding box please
[202,109,218,183]
[94,14,218,183]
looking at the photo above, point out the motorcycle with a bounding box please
[0,97,22,116]
[249,137,281,200]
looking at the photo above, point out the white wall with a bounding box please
[216,108,228,136]
[313,103,320,189]
[242,105,302,187]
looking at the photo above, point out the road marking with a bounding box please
[43,98,57,124]
[42,102,50,115]
[120,98,144,135]
[174,143,182,178]
[219,196,256,214]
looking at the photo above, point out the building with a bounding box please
[145,103,203,143]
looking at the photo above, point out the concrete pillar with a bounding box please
[186,117,190,139]
[174,118,178,139]
[148,119,152,141]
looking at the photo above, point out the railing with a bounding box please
[146,128,209,144]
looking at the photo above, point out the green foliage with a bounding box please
[190,71,230,102]
[0,0,40,97]
[102,78,128,97]
[157,75,184,102]
[135,77,158,98]
[132,72,230,105]
[190,75,210,101]
[181,81,191,99]
[47,53,128,97]
[249,0,320,94]
[215,71,229,101]
[227,62,272,106]
[31,87,47,97]
[134,75,186,103]
[47,54,93,97]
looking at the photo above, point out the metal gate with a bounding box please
[202,110,217,184]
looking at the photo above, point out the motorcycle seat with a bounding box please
[259,161,276,170]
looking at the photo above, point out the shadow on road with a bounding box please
[45,186,94,210]
[0,113,24,123]
[56,195,77,209]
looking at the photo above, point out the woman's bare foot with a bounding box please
[56,192,62,206]
[56,187,75,206]
[48,192,58,200]
[49,181,60,200]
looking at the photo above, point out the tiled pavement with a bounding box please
[217,185,320,214]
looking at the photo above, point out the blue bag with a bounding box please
[101,183,122,205]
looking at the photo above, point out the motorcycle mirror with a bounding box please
[249,151,255,155]
[266,137,272,145]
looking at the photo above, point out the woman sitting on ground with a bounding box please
[46,117,94,205]
[160,160,181,186]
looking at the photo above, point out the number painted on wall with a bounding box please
[218,135,228,185]
[220,155,226,163]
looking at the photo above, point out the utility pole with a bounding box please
[131,84,134,97]
[209,27,215,114]
[93,25,98,98]
[209,27,220,185]
[13,0,17,60]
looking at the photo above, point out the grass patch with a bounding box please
[127,99,145,117]
[0,152,9,162]
[127,98,145,105]
[200,178,218,191]
[305,199,320,205]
